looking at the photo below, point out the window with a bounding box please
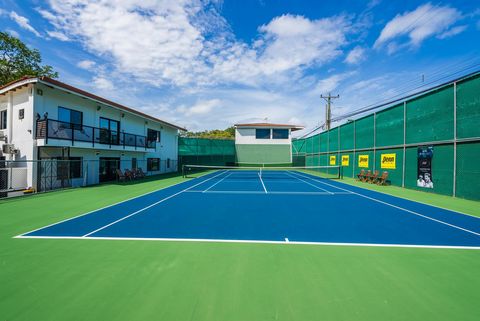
[132,158,137,169]
[99,117,120,144]
[147,129,160,148]
[147,158,160,171]
[0,110,6,129]
[255,128,271,139]
[56,157,83,179]
[58,107,82,129]
[272,129,289,139]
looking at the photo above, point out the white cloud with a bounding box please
[374,4,463,52]
[46,30,70,41]
[77,60,96,70]
[437,25,467,39]
[344,46,366,64]
[177,99,222,116]
[39,1,353,88]
[5,28,20,38]
[9,11,42,37]
[35,1,369,132]
[93,77,114,90]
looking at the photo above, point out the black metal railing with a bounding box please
[36,119,156,149]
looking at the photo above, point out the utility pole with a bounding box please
[321,93,339,131]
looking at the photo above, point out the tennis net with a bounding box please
[182,165,342,180]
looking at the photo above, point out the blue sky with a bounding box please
[1,0,479,135]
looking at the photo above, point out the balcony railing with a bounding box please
[36,119,156,149]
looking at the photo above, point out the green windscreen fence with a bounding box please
[235,144,291,165]
[178,137,236,167]
[292,71,480,201]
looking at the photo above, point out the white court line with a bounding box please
[15,235,480,250]
[285,171,334,194]
[185,190,351,195]
[289,171,480,238]
[15,170,220,237]
[258,172,268,193]
[202,172,232,193]
[81,170,228,237]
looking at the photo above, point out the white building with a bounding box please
[234,123,303,165]
[0,76,185,195]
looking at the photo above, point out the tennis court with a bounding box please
[17,166,480,249]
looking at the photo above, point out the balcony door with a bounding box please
[99,117,120,145]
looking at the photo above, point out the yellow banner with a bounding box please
[358,155,369,168]
[381,153,396,169]
[329,155,336,165]
[341,155,349,166]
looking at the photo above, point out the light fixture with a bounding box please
[121,113,125,118]
[97,105,101,111]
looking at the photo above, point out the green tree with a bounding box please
[182,126,235,139]
[0,32,58,86]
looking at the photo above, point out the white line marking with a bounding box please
[341,180,480,221]
[81,170,228,237]
[258,172,268,193]
[14,235,480,250]
[289,171,480,238]
[286,171,334,194]
[184,190,352,195]
[16,171,220,237]
[202,172,232,193]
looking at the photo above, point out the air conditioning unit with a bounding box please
[2,144,18,154]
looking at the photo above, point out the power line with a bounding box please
[331,66,480,122]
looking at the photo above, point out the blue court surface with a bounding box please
[17,170,480,249]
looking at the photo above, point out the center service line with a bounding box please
[258,172,268,193]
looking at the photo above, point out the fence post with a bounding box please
[373,112,376,173]
[402,101,406,188]
[352,120,356,178]
[453,82,457,197]
[45,119,49,144]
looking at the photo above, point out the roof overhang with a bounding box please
[234,123,304,132]
[0,76,187,131]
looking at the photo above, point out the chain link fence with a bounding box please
[0,159,178,198]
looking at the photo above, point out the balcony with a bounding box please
[36,119,156,150]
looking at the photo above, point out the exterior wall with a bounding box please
[235,128,291,145]
[0,86,36,188]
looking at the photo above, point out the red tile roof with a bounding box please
[0,76,186,131]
